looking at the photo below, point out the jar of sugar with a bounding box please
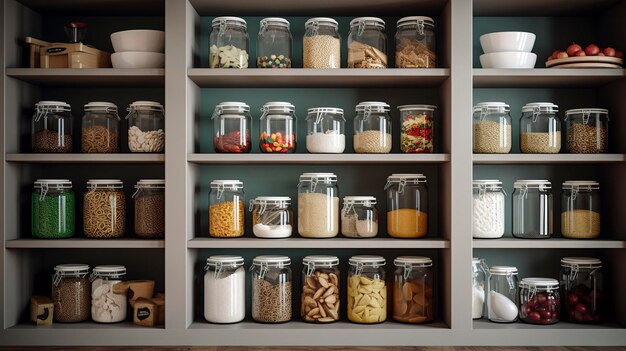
[472,180,505,239]
[305,107,346,154]
[249,196,293,238]
[204,255,245,324]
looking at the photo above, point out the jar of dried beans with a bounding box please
[257,18,292,68]
[297,173,339,238]
[341,196,378,238]
[398,104,436,153]
[385,174,428,238]
[210,16,249,68]
[133,179,165,239]
[561,181,600,239]
[209,180,244,237]
[90,265,127,323]
[251,255,292,323]
[518,278,560,325]
[83,179,126,238]
[81,102,120,153]
[348,17,387,68]
[52,264,91,323]
[212,102,251,153]
[473,102,512,154]
[520,102,561,154]
[204,255,245,323]
[303,17,341,68]
[564,108,609,154]
[512,180,553,239]
[301,255,340,323]
[250,196,293,238]
[259,102,297,153]
[347,255,387,324]
[32,179,75,239]
[126,101,165,153]
[560,257,603,324]
[32,101,73,153]
[393,256,434,323]
[353,101,392,153]
[305,107,346,153]
[395,16,436,68]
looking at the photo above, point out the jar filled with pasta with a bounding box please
[251,255,292,323]
[52,264,91,323]
[348,17,387,68]
[126,101,165,153]
[133,179,165,239]
[353,101,392,153]
[209,180,244,237]
[301,255,340,323]
[83,179,125,238]
[347,255,387,324]
[32,101,73,153]
[212,102,251,153]
[395,16,436,68]
[341,196,378,238]
[385,174,428,238]
[259,102,297,153]
[297,173,339,238]
[90,265,127,323]
[210,16,249,68]
[250,196,292,238]
[398,104,436,153]
[81,102,120,153]
[393,256,434,323]
[32,179,75,239]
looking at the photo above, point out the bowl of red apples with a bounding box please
[546,43,623,68]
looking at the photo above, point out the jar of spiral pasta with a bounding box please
[83,179,126,238]
[52,264,91,323]
[251,255,292,323]
[126,101,165,153]
[133,179,165,239]
[81,102,120,153]
[209,180,245,237]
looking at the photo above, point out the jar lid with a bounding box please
[136,179,165,188]
[349,255,386,266]
[343,196,377,205]
[34,179,72,189]
[210,179,243,189]
[565,108,608,116]
[305,17,338,28]
[206,255,245,267]
[262,101,295,114]
[307,107,345,116]
[472,179,502,189]
[387,173,427,183]
[472,257,484,264]
[489,266,518,275]
[212,16,247,28]
[260,17,289,27]
[299,172,337,182]
[215,102,249,112]
[561,257,602,268]
[252,196,291,205]
[93,265,127,275]
[87,179,124,188]
[397,104,437,112]
[513,180,551,189]
[36,101,71,109]
[397,16,435,28]
[54,264,90,273]
[519,277,559,289]
[302,255,339,266]
[474,102,510,112]
[84,101,118,112]
[130,101,164,110]
[350,17,385,28]
[394,256,432,267]
[356,101,390,112]
[252,255,291,266]
[562,180,600,190]
[522,102,558,113]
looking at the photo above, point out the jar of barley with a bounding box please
[83,179,126,238]
[473,102,512,154]
[133,179,165,239]
[303,17,341,68]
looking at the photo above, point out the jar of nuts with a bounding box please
[303,17,341,69]
[32,101,73,153]
[348,17,387,68]
[473,102,512,154]
[126,101,165,153]
[52,264,91,323]
[210,17,249,68]
[518,278,560,325]
[520,102,561,154]
[259,102,297,153]
[564,108,609,154]
[251,255,292,323]
[209,180,245,237]
[133,179,165,239]
[212,102,251,153]
[82,102,120,153]
[353,101,392,153]
[301,255,340,323]
[347,255,387,324]
[393,256,434,323]
[84,179,126,238]
[395,16,436,68]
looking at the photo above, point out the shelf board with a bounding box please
[188,153,450,164]
[16,0,165,15]
[473,238,626,249]
[188,237,450,249]
[5,239,164,249]
[6,153,164,164]
[6,68,165,87]
[473,319,623,330]
[473,0,621,16]
[188,68,450,88]
[473,154,625,164]
[473,68,626,88]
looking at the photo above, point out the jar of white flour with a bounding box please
[472,180,505,239]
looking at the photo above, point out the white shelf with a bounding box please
[473,154,625,164]
[473,68,626,88]
[6,68,165,87]
[188,237,450,249]
[473,238,626,249]
[5,239,165,249]
[6,153,165,164]
[188,153,450,164]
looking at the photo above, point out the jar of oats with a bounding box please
[473,102,512,154]
[303,17,341,68]
[209,180,245,237]
[81,102,120,153]
[353,101,392,153]
[133,179,165,239]
[83,179,126,238]
[564,108,609,154]
[52,264,91,323]
[520,103,561,154]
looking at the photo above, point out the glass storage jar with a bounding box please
[341,196,378,238]
[259,102,297,153]
[257,17,292,68]
[301,255,340,323]
[250,196,293,238]
[251,255,292,323]
[133,179,165,239]
[347,255,387,324]
[473,102,512,154]
[561,181,600,239]
[84,179,125,238]
[210,16,249,68]
[520,102,561,154]
[32,179,75,239]
[564,108,609,154]
[90,265,127,323]
[472,180,505,239]
[518,277,560,325]
[353,101,392,153]
[472,258,489,319]
[393,256,434,323]
[348,17,387,68]
[212,102,251,153]
[297,173,339,238]
[395,16,436,68]
[560,257,603,323]
[385,174,428,238]
[81,102,120,153]
[306,107,346,153]
[512,180,553,239]
[209,180,244,238]
[204,255,245,324]
[398,104,436,153]
[303,17,341,68]
[32,101,73,153]
[487,266,519,323]
[126,101,165,153]
[52,264,91,323]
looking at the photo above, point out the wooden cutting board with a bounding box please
[545,56,623,68]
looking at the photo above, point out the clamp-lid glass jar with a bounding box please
[393,256,434,323]
[90,265,127,323]
[259,102,297,153]
[348,17,387,68]
[341,196,378,238]
[564,108,609,153]
[512,180,553,239]
[561,181,601,239]
[297,173,339,238]
[210,16,249,68]
[84,179,125,238]
[251,255,292,323]
[560,257,603,323]
[353,101,392,153]
[52,264,91,323]
[250,196,293,238]
[386,174,428,238]
[487,266,519,323]
[301,255,340,323]
[82,102,120,153]
[518,277,560,325]
[212,102,251,153]
[133,179,165,239]
[303,17,341,68]
[472,180,505,239]
[306,107,346,153]
[520,102,561,154]
[126,101,165,153]
[209,180,244,238]
[347,255,387,324]
[398,104,436,153]
[472,258,489,319]
[257,17,292,68]
[32,179,75,239]
[32,101,73,153]
[204,255,245,324]
[395,16,436,68]
[473,102,512,154]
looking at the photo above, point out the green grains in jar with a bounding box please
[32,179,75,239]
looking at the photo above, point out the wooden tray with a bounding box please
[546,56,623,68]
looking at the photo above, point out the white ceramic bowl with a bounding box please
[480,31,536,53]
[110,29,165,53]
[111,52,165,68]
[479,52,537,69]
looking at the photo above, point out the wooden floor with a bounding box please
[4,347,626,351]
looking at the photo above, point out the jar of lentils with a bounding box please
[31,101,73,153]
[348,17,387,68]
[518,278,560,325]
[520,102,561,154]
[210,16,249,68]
[133,179,165,239]
[212,102,252,153]
[561,181,600,239]
[209,180,245,237]
[32,179,75,239]
[83,179,126,238]
[251,255,292,323]
[52,264,91,323]
[347,255,387,324]
[257,17,292,68]
[301,255,340,323]
[564,108,609,153]
[81,102,120,153]
[126,101,165,153]
[353,101,392,153]
[393,256,434,323]
[303,17,340,68]
[259,102,297,153]
[473,102,512,154]
[395,16,436,68]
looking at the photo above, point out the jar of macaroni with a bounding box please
[303,17,340,68]
[31,101,73,153]
[348,17,387,68]
[385,174,428,238]
[341,196,378,238]
[353,101,392,153]
[251,255,292,323]
[83,179,125,238]
[81,102,120,153]
[297,173,339,238]
[301,255,340,323]
[347,255,387,324]
[209,180,245,237]
[209,16,249,68]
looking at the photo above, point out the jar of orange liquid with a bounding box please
[385,174,428,238]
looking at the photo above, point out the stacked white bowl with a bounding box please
[479,32,537,69]
[110,30,165,68]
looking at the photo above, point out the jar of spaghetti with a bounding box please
[209,180,245,237]
[385,174,428,238]
[83,179,125,238]
[81,102,120,153]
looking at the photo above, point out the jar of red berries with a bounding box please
[560,257,603,323]
[518,278,560,325]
